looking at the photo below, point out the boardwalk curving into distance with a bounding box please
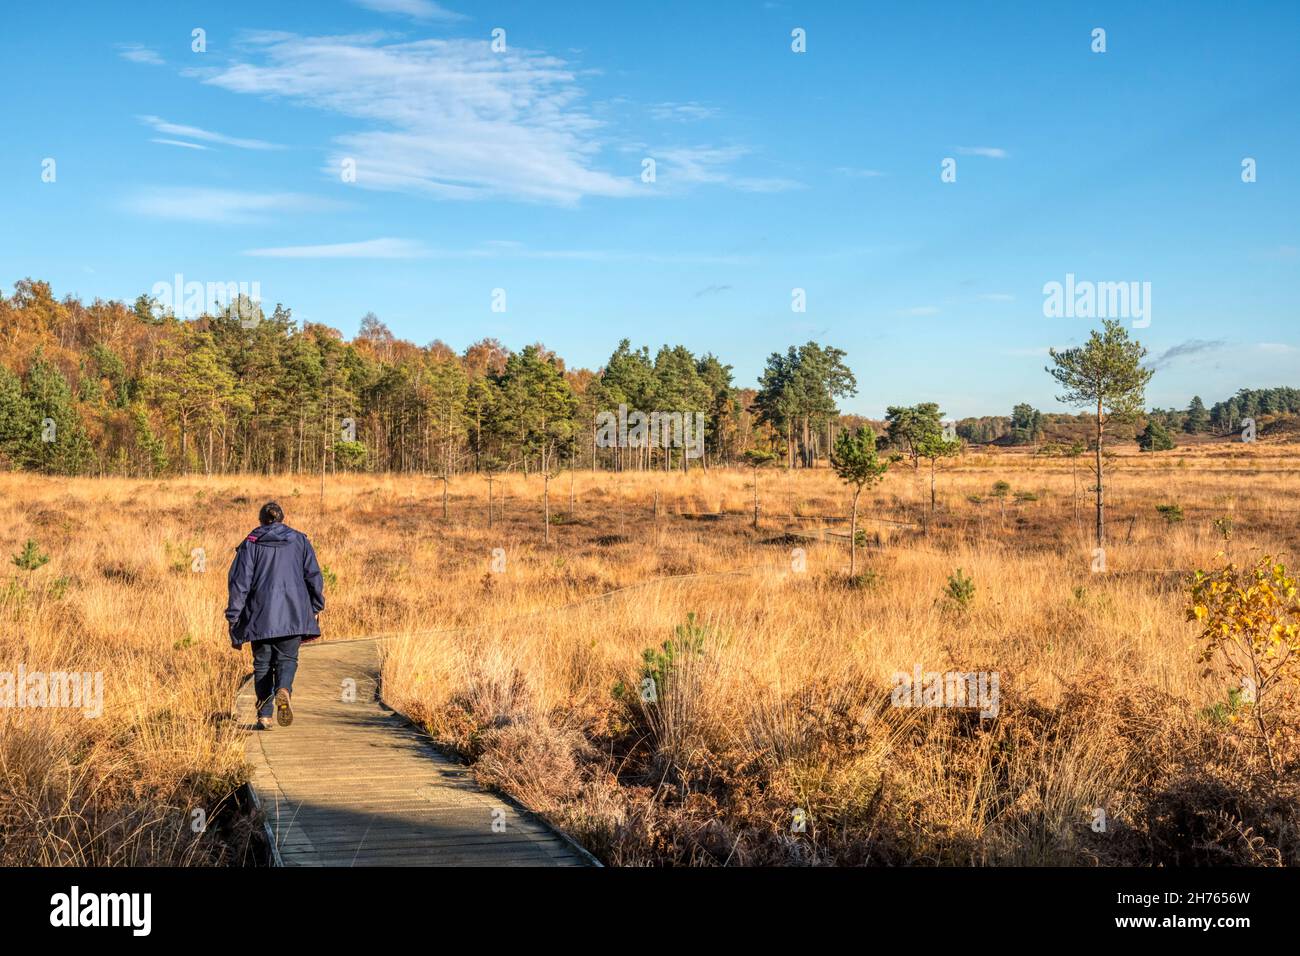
[237,639,595,867]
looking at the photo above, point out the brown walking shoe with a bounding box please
[275,688,294,727]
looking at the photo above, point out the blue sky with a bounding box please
[2,0,1297,417]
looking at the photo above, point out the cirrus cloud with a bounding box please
[184,31,784,205]
[956,146,1009,159]
[138,115,283,151]
[244,237,430,258]
[349,0,466,20]
[124,187,346,224]
[118,43,164,65]
[187,32,638,205]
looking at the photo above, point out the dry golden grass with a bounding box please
[2,441,1298,865]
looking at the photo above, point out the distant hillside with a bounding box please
[956,391,1300,448]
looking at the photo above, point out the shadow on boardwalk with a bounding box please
[236,640,595,867]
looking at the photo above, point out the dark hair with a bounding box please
[259,501,284,525]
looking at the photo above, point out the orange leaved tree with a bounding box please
[1188,556,1300,776]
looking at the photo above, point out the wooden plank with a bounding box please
[238,638,596,867]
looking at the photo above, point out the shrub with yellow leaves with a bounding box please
[1188,556,1300,776]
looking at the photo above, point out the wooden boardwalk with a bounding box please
[237,639,594,867]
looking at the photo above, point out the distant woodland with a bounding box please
[1,279,1294,476]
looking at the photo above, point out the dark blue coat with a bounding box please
[224,522,325,647]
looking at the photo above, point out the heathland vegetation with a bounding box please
[3,277,1299,867]
[4,452,1299,865]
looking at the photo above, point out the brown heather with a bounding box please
[2,441,1298,865]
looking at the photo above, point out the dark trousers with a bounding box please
[251,636,302,718]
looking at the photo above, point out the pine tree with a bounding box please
[1010,403,1043,444]
[422,357,468,476]
[696,353,738,467]
[1138,419,1176,451]
[12,539,50,572]
[130,403,169,476]
[0,364,34,466]
[492,345,577,474]
[754,343,856,469]
[1047,320,1153,547]
[885,403,942,469]
[24,356,93,475]
[830,426,889,580]
[917,432,962,517]
[1185,395,1209,434]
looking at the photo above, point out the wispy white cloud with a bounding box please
[978,292,1015,302]
[650,102,719,122]
[956,146,1009,159]
[349,0,467,20]
[185,32,775,204]
[243,237,751,264]
[125,187,345,224]
[488,245,750,264]
[138,115,282,150]
[835,166,884,178]
[654,146,803,193]
[118,43,164,65]
[151,139,211,151]
[652,146,747,185]
[732,176,804,193]
[188,33,634,204]
[245,238,429,258]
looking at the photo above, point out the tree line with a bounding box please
[0,281,1289,480]
[0,280,855,477]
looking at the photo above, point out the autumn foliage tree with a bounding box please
[1189,556,1300,775]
